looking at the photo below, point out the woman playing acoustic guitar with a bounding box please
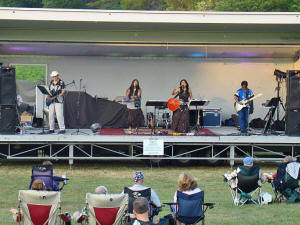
[171,79,193,133]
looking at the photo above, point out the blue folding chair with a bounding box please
[165,191,214,225]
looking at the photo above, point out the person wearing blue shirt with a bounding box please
[234,81,254,134]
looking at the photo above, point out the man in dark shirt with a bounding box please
[126,197,168,225]
[47,71,66,134]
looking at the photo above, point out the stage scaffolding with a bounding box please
[0,131,299,166]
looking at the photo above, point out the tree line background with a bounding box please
[0,0,300,11]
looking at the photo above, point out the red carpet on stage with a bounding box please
[99,128,216,136]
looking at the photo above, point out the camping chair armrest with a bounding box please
[203,202,215,212]
[163,202,178,206]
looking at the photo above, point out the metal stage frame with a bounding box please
[0,129,300,166]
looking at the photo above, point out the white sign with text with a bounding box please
[143,139,164,155]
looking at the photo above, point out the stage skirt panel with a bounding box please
[126,108,145,128]
[172,108,190,133]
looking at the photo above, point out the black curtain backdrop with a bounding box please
[64,91,127,129]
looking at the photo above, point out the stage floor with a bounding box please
[0,126,298,145]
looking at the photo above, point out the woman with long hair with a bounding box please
[125,79,145,133]
[171,79,193,133]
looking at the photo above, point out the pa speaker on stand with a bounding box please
[0,66,17,134]
[286,70,300,136]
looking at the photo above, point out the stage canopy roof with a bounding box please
[1,8,300,59]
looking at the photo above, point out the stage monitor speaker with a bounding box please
[0,105,17,134]
[286,70,300,110]
[0,67,16,105]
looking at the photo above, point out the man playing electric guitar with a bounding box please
[47,71,66,134]
[234,81,254,135]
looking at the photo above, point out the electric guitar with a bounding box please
[46,94,59,107]
[234,93,263,112]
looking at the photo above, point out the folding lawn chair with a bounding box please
[164,191,214,225]
[232,173,262,206]
[29,165,68,191]
[85,193,128,225]
[123,187,161,221]
[18,190,61,225]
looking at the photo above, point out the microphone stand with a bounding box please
[71,78,89,135]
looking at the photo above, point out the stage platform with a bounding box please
[0,127,299,165]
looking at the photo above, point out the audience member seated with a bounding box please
[94,185,108,195]
[263,156,295,180]
[10,179,46,222]
[124,171,161,219]
[172,172,201,224]
[125,197,168,225]
[72,185,108,223]
[224,157,266,189]
[264,157,300,203]
[43,160,67,191]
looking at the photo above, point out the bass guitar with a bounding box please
[234,93,263,112]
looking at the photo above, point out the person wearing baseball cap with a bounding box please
[224,156,266,189]
[124,171,161,219]
[47,71,66,134]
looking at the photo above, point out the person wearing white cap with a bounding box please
[47,71,66,134]
[125,171,161,219]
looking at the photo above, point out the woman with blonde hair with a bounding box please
[31,179,46,191]
[173,172,201,203]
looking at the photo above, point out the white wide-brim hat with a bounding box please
[50,71,59,77]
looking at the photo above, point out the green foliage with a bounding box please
[0,0,42,7]
[86,0,121,9]
[164,0,198,10]
[14,65,46,82]
[42,0,85,9]
[121,0,166,10]
[0,0,300,13]
[213,0,300,12]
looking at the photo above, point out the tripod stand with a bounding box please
[263,77,286,134]
[189,100,207,134]
[71,78,89,135]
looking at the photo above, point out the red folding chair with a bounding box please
[18,190,61,225]
[85,193,128,225]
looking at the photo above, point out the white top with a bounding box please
[173,187,202,203]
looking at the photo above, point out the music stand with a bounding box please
[37,85,50,134]
[189,100,209,133]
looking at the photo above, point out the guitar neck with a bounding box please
[245,93,263,103]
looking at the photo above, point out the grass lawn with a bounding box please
[0,161,299,225]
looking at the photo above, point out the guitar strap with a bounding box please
[247,88,254,114]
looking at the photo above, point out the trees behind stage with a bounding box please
[0,0,300,12]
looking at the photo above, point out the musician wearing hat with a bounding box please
[47,71,66,134]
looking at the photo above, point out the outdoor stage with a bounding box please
[0,126,299,166]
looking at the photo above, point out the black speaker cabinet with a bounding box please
[286,70,300,110]
[286,110,300,136]
[0,105,17,134]
[0,67,16,105]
